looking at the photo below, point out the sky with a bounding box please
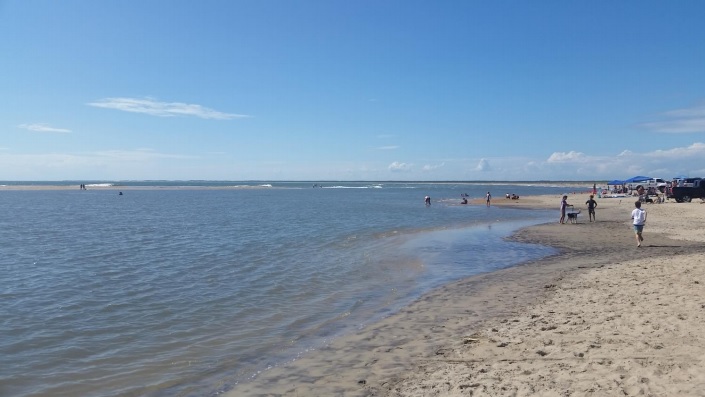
[2,1,705,181]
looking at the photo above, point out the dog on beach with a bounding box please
[567,210,581,224]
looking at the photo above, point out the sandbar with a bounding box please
[225,193,705,396]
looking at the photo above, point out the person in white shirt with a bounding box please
[631,201,647,247]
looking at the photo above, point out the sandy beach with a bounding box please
[226,193,705,396]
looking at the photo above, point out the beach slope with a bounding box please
[227,195,705,396]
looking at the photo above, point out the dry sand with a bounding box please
[225,193,705,396]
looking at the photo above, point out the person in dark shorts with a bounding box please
[585,195,598,222]
[559,195,573,224]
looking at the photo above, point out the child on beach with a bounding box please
[631,201,647,247]
[559,195,573,224]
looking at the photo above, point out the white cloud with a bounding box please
[87,97,249,120]
[388,161,412,172]
[476,158,491,171]
[647,142,705,158]
[18,123,72,133]
[525,143,705,180]
[375,145,399,150]
[664,104,705,118]
[640,103,705,133]
[547,151,586,163]
[422,163,445,171]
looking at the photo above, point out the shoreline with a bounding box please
[0,181,601,191]
[0,184,277,190]
[224,194,705,396]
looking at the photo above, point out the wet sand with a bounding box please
[225,194,705,396]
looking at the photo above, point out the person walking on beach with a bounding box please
[631,201,647,247]
[486,191,492,207]
[585,195,598,222]
[559,195,573,224]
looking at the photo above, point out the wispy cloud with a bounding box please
[388,161,412,172]
[18,123,72,133]
[93,148,197,160]
[0,148,199,180]
[87,97,249,120]
[640,103,705,133]
[423,162,445,171]
[375,145,399,150]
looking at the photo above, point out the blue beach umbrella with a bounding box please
[624,176,650,183]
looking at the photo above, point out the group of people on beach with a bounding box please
[560,193,647,247]
[423,192,492,206]
[424,189,647,247]
[560,194,598,223]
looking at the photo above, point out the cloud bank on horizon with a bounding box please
[2,2,705,181]
[7,97,705,182]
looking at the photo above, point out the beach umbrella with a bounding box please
[624,176,650,183]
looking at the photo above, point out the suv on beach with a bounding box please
[671,178,705,202]
[628,178,668,193]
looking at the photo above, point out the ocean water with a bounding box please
[0,182,573,396]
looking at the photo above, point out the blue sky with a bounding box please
[2,1,705,181]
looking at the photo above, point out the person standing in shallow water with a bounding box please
[486,192,492,207]
[631,201,647,247]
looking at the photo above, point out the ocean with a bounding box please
[0,181,576,396]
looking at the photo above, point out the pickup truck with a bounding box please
[670,178,705,202]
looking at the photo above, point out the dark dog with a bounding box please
[567,210,581,224]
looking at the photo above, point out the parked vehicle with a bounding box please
[671,178,705,202]
[626,177,668,193]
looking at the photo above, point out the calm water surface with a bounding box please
[0,182,572,396]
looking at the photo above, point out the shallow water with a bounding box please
[0,182,567,396]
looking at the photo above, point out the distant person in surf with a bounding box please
[424,196,431,206]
